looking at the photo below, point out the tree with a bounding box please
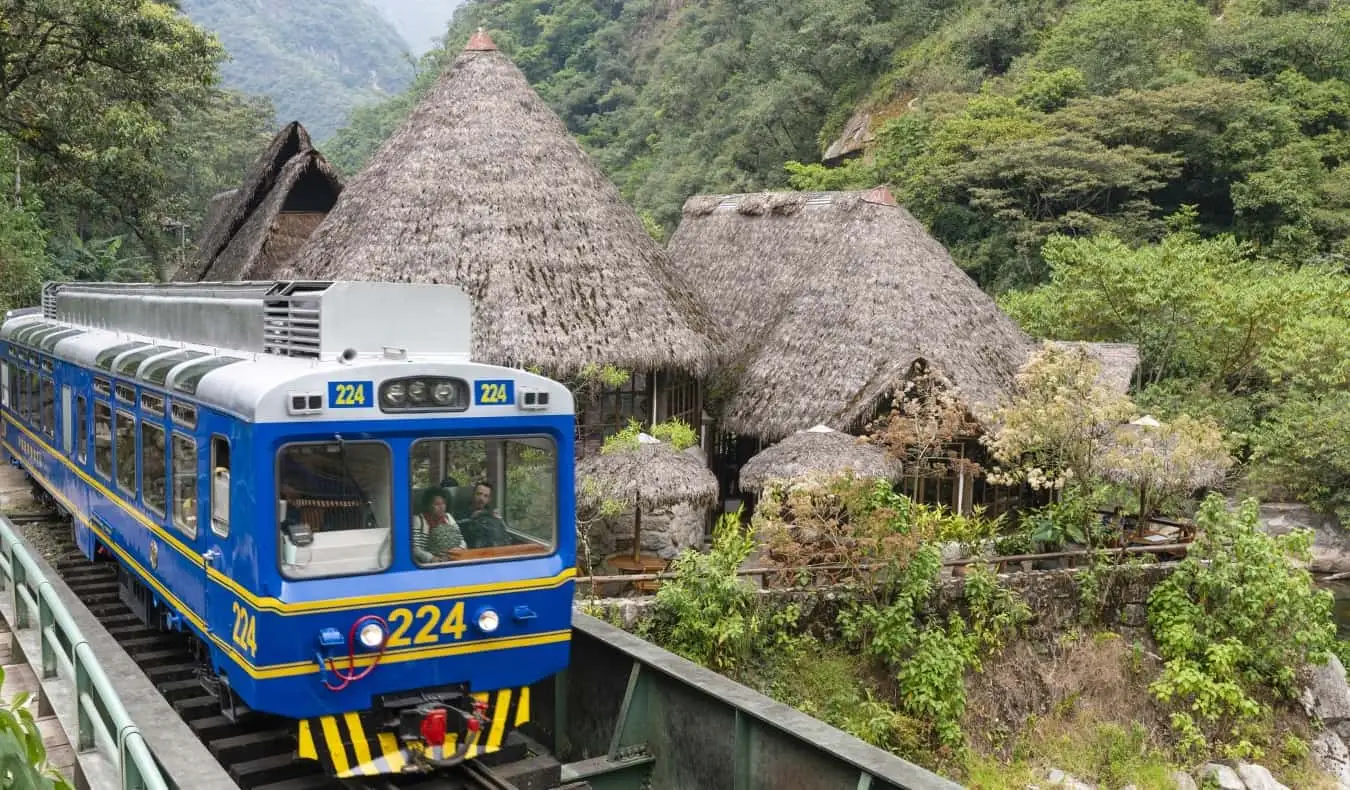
[0,0,222,268]
[982,344,1135,496]
[1099,414,1233,522]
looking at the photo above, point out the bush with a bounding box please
[1147,494,1337,757]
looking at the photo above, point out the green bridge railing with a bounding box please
[0,515,169,790]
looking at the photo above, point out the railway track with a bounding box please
[23,510,551,790]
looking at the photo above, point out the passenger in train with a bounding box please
[460,481,511,548]
[411,489,466,564]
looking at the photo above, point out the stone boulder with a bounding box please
[1198,763,1245,789]
[1259,502,1350,573]
[1312,730,1350,787]
[1302,655,1350,736]
[1236,762,1290,790]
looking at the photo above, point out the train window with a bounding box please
[114,409,136,495]
[277,441,392,579]
[172,434,198,538]
[93,378,111,397]
[141,423,167,517]
[95,342,150,372]
[115,346,170,377]
[1,361,8,409]
[40,377,54,437]
[407,437,556,566]
[172,357,244,396]
[76,396,87,463]
[143,350,207,386]
[93,403,112,478]
[210,436,229,538]
[61,386,72,455]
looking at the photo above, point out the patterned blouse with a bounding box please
[412,513,466,563]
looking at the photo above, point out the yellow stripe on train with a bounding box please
[295,687,531,778]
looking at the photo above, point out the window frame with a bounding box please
[275,438,394,581]
[93,401,113,479]
[407,434,559,568]
[140,421,167,518]
[40,375,54,437]
[76,396,87,463]
[210,435,230,538]
[113,408,137,496]
[171,432,198,538]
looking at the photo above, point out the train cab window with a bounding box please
[114,410,136,494]
[141,423,167,516]
[76,396,87,463]
[278,441,392,579]
[211,436,229,538]
[93,403,112,478]
[407,437,556,566]
[172,434,198,538]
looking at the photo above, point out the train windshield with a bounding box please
[409,437,557,566]
[277,441,393,579]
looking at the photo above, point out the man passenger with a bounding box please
[461,481,510,548]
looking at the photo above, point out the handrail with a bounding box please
[0,516,170,789]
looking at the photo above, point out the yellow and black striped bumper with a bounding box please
[296,687,530,778]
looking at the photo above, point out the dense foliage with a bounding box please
[179,0,415,140]
[0,1,278,300]
[1148,495,1337,761]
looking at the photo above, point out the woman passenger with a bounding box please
[412,489,466,563]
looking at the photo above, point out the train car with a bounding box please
[0,281,577,778]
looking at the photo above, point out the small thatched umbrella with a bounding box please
[739,425,903,493]
[576,434,719,564]
[1100,414,1231,531]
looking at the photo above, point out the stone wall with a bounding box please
[580,501,709,562]
[579,561,1182,640]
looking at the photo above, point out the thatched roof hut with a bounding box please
[203,150,343,281]
[576,435,719,511]
[178,122,319,282]
[280,31,715,379]
[666,188,1035,442]
[739,425,903,493]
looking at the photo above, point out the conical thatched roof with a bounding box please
[739,425,903,493]
[202,150,343,281]
[179,122,317,282]
[667,188,1035,441]
[576,435,719,510]
[282,32,715,378]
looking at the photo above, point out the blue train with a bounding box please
[0,280,577,778]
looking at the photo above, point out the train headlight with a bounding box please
[378,377,469,413]
[358,621,386,649]
[476,608,500,634]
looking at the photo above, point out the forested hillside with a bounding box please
[180,0,415,140]
[0,1,278,297]
[327,0,1350,520]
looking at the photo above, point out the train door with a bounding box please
[201,433,250,718]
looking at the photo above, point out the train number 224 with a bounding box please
[231,602,258,657]
[387,602,468,648]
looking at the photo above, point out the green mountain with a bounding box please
[180,0,416,141]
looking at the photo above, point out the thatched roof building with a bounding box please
[178,121,342,282]
[667,188,1035,442]
[206,151,342,281]
[280,31,715,384]
[739,425,903,493]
